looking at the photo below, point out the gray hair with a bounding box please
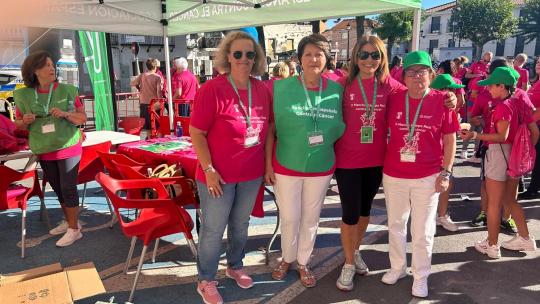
[174,57,189,70]
[515,53,528,64]
[213,31,266,76]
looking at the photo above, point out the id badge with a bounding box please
[41,123,55,134]
[308,130,324,146]
[360,126,373,144]
[244,127,260,147]
[400,151,416,163]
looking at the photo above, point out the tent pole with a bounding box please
[163,27,174,131]
[412,9,421,51]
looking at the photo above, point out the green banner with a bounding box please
[78,31,114,131]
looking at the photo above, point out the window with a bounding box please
[429,39,439,55]
[448,39,455,48]
[341,32,347,39]
[535,38,540,58]
[515,10,525,56]
[430,16,441,33]
[341,49,347,59]
[496,40,505,56]
[286,39,294,51]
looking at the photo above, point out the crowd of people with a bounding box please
[188,31,539,304]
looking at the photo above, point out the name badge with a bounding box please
[308,130,324,146]
[244,127,260,148]
[400,151,416,163]
[360,126,373,143]
[41,123,55,134]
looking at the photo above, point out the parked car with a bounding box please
[0,69,24,120]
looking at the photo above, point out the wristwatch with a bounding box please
[439,168,452,179]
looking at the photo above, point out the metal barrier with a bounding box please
[78,92,140,130]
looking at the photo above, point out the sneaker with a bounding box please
[500,218,518,234]
[518,191,540,200]
[55,228,82,247]
[336,264,355,291]
[471,211,487,227]
[474,239,501,259]
[197,281,223,304]
[49,220,82,235]
[225,267,253,289]
[412,277,428,298]
[460,150,468,159]
[354,250,369,275]
[381,270,406,285]
[501,235,537,251]
[436,214,459,232]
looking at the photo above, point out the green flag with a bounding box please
[78,31,114,131]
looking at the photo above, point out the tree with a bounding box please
[452,0,517,60]
[373,11,413,59]
[515,0,540,44]
[355,16,365,38]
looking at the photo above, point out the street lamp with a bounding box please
[346,23,351,61]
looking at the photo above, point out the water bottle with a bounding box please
[176,121,183,138]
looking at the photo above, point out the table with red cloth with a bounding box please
[116,136,266,218]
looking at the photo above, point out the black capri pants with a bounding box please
[335,166,383,225]
[40,155,81,207]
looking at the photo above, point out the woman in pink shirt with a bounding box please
[461,67,538,259]
[389,55,403,83]
[382,51,458,298]
[189,31,270,304]
[521,59,540,198]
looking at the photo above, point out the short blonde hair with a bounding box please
[272,62,289,79]
[213,31,266,76]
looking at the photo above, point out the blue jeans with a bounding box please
[196,177,262,281]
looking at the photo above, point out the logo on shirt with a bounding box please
[396,112,403,120]
[349,93,355,101]
[234,104,240,112]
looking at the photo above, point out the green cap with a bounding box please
[478,66,520,86]
[403,51,432,70]
[430,74,465,90]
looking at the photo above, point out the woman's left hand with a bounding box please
[435,175,450,193]
[444,92,457,109]
[49,107,68,119]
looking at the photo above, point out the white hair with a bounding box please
[174,57,188,70]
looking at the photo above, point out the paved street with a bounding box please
[1,143,539,304]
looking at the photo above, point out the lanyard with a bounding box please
[357,76,378,119]
[405,89,430,143]
[300,73,323,130]
[228,74,253,128]
[34,83,54,115]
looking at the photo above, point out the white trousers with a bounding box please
[274,173,333,265]
[382,173,439,280]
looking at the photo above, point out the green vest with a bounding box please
[14,83,81,154]
[274,77,345,173]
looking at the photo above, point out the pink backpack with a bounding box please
[503,102,536,178]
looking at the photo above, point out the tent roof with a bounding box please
[5,0,420,36]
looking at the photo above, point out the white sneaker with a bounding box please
[460,150,468,159]
[436,214,458,232]
[474,239,501,259]
[336,264,355,291]
[55,228,83,247]
[501,235,537,251]
[412,277,429,298]
[49,220,82,235]
[354,250,369,275]
[381,270,407,285]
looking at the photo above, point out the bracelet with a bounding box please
[203,164,215,173]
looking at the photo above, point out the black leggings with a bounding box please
[335,166,383,225]
[40,155,81,207]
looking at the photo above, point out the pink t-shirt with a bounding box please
[383,89,460,179]
[390,66,404,84]
[471,91,501,134]
[15,83,84,160]
[453,67,467,80]
[528,81,540,113]
[514,65,529,90]
[489,90,535,145]
[171,70,198,101]
[190,74,271,183]
[335,76,403,168]
[468,61,489,90]
[322,71,341,82]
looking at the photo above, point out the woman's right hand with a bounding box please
[205,169,225,198]
[264,165,276,185]
[22,114,36,125]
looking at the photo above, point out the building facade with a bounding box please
[322,19,375,63]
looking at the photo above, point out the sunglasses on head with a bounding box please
[232,51,256,60]
[357,51,381,60]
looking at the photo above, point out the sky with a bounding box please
[326,0,452,28]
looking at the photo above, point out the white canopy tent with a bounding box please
[4,0,421,127]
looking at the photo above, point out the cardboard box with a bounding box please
[0,262,106,304]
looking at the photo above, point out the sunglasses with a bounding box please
[357,51,381,60]
[404,68,430,77]
[232,51,256,60]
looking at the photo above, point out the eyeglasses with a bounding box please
[357,51,381,60]
[232,51,256,60]
[404,69,430,77]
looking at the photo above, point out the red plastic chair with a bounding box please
[95,172,196,303]
[0,165,39,258]
[119,117,145,136]
[97,151,149,180]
